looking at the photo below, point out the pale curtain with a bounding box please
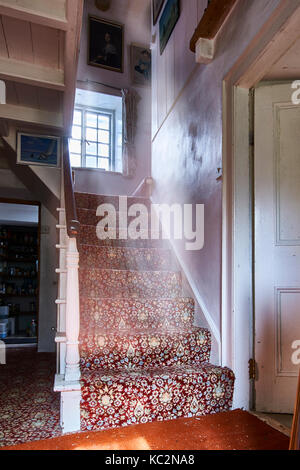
[121,88,140,177]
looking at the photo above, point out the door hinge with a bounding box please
[249,358,257,380]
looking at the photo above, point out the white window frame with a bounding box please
[70,105,116,171]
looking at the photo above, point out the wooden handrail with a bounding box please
[190,0,237,53]
[63,137,80,238]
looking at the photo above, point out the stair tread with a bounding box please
[75,192,151,211]
[75,191,150,201]
[79,244,169,252]
[80,325,207,336]
[80,362,234,431]
[77,208,157,228]
[78,224,164,248]
[80,326,211,371]
[78,244,173,272]
[77,208,153,216]
[81,362,233,378]
[80,297,194,330]
[79,267,179,274]
[80,295,193,301]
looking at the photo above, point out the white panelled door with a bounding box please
[255,82,300,413]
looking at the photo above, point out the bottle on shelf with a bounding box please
[28,319,37,337]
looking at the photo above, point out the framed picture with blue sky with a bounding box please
[159,0,180,54]
[17,132,61,168]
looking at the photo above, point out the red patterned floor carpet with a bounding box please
[0,348,61,447]
[0,349,289,450]
[2,409,289,450]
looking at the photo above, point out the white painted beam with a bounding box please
[0,0,68,30]
[0,103,63,129]
[0,57,65,91]
[196,37,216,64]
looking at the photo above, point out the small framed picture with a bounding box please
[160,0,180,55]
[88,15,124,73]
[153,0,164,25]
[131,44,151,87]
[17,133,61,168]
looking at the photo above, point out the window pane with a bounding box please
[98,115,110,130]
[73,110,82,126]
[98,130,110,144]
[86,156,97,168]
[86,127,97,142]
[69,139,81,154]
[98,158,109,171]
[86,141,97,155]
[72,125,81,140]
[98,144,109,157]
[70,154,81,167]
[86,112,97,128]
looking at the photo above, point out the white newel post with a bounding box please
[65,236,80,382]
[56,234,81,434]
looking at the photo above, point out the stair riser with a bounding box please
[79,269,182,299]
[75,193,151,210]
[79,225,164,248]
[80,366,235,431]
[77,209,155,228]
[80,329,211,371]
[79,246,172,271]
[80,298,195,330]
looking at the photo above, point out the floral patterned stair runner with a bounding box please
[76,192,235,431]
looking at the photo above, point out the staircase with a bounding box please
[74,192,235,432]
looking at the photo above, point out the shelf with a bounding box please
[0,293,37,298]
[2,335,37,345]
[0,256,37,262]
[0,273,37,280]
[9,311,37,316]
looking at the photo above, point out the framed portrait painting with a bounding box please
[17,133,61,168]
[131,44,151,87]
[159,0,180,55]
[88,16,124,73]
[152,0,164,25]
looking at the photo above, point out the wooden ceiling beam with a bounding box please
[0,57,65,91]
[0,1,68,31]
[0,103,63,129]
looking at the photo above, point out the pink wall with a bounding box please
[74,0,152,195]
[151,0,281,332]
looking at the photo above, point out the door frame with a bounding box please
[0,197,41,345]
[221,0,300,409]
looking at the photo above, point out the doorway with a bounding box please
[222,1,300,414]
[0,199,40,346]
[254,81,300,413]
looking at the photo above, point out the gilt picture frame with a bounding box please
[88,15,124,73]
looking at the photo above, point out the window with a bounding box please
[70,107,115,171]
